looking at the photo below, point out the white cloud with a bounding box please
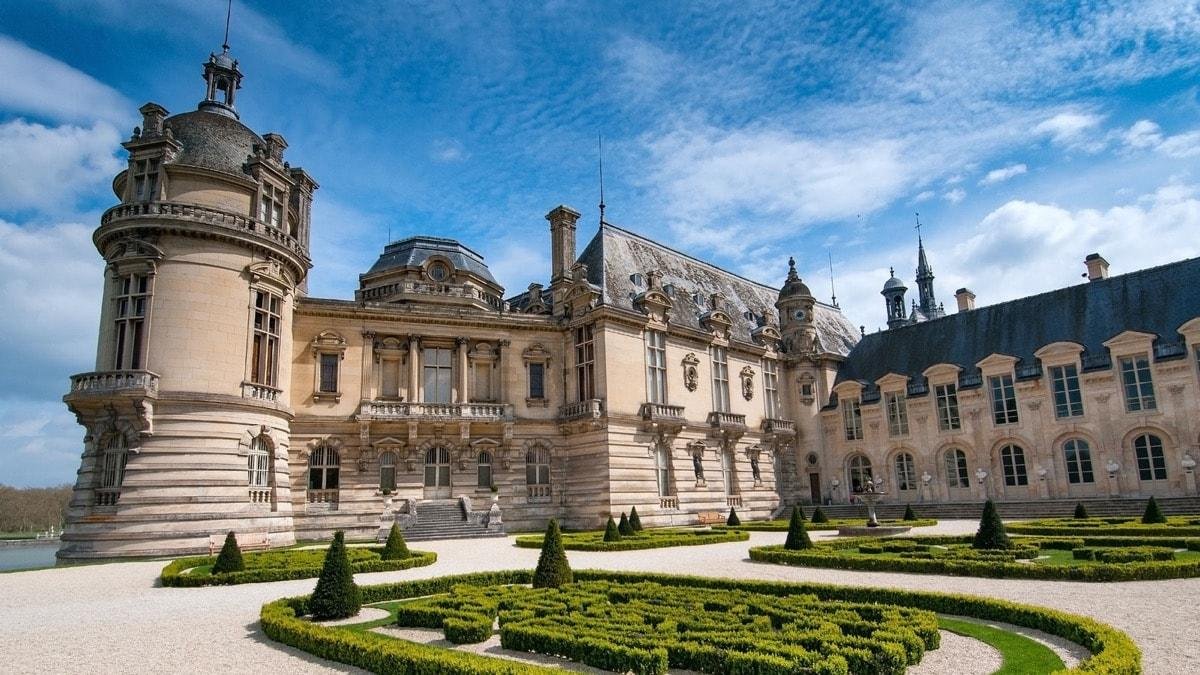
[1124,119,1163,149]
[0,35,131,125]
[979,163,1027,186]
[0,398,81,487]
[1033,111,1104,145]
[1121,119,1200,158]
[943,188,966,203]
[430,138,468,163]
[911,190,935,203]
[486,240,551,297]
[0,119,123,215]
[1156,130,1200,158]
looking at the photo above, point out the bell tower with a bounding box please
[881,268,909,330]
[775,257,816,354]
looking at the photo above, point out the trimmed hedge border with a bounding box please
[1008,518,1200,538]
[259,569,1140,674]
[513,528,748,552]
[750,536,1200,582]
[718,518,938,532]
[161,548,437,587]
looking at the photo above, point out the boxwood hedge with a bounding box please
[718,518,938,532]
[1007,517,1200,538]
[160,546,437,587]
[513,527,748,552]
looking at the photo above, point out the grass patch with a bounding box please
[160,546,437,586]
[1007,516,1200,538]
[514,527,748,551]
[939,616,1064,674]
[719,518,937,532]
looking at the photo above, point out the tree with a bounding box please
[380,522,410,560]
[603,515,621,542]
[726,507,741,526]
[618,512,634,536]
[211,531,244,574]
[1073,502,1089,520]
[794,505,806,522]
[629,506,643,532]
[783,506,812,550]
[309,531,362,620]
[810,507,829,524]
[903,504,917,521]
[1142,496,1167,524]
[972,500,1011,550]
[532,519,572,588]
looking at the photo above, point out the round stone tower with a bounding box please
[58,45,317,559]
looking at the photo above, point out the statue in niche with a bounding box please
[692,453,705,480]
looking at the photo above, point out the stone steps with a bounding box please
[398,499,506,542]
[798,496,1200,521]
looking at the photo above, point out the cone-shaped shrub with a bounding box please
[618,512,634,536]
[1142,496,1167,524]
[810,507,829,523]
[211,531,244,574]
[1074,502,1090,520]
[903,504,917,521]
[532,519,572,589]
[795,505,806,521]
[309,531,361,620]
[972,500,1011,550]
[629,506,643,531]
[783,507,812,550]
[603,515,621,542]
[380,522,410,560]
[726,507,741,526]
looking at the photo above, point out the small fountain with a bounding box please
[837,478,912,537]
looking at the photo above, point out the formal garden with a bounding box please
[718,503,938,532]
[513,507,749,551]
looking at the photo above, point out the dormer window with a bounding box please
[258,183,284,228]
[842,396,863,441]
[132,158,159,202]
[428,261,449,282]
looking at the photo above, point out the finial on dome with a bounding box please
[889,266,894,276]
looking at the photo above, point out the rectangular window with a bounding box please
[318,353,339,393]
[113,273,150,370]
[1002,448,1029,486]
[574,325,595,401]
[711,346,730,412]
[258,183,285,228]
[422,347,453,403]
[842,397,863,441]
[720,451,735,496]
[250,289,282,386]
[885,392,909,436]
[248,452,270,487]
[1049,365,1084,418]
[1119,355,1157,412]
[132,158,159,202]
[989,374,1019,425]
[381,358,400,398]
[763,359,780,418]
[645,331,667,404]
[935,384,961,431]
[528,362,545,399]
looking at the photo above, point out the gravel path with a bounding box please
[1,520,1197,674]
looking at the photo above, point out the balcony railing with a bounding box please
[69,370,159,397]
[249,489,272,504]
[659,496,679,510]
[726,495,743,508]
[1081,352,1112,371]
[760,418,796,436]
[1015,363,1043,380]
[360,401,513,421]
[708,411,747,430]
[640,402,687,433]
[101,201,304,257]
[527,484,552,503]
[1154,341,1188,361]
[558,398,605,421]
[357,280,503,310]
[307,489,339,504]
[94,489,120,507]
[242,382,282,403]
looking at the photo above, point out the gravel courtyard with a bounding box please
[2,520,1197,674]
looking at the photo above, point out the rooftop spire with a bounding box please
[222,0,232,52]
[597,134,606,225]
[913,212,942,318]
[828,252,838,307]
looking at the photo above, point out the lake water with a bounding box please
[0,542,60,572]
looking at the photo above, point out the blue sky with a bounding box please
[2,0,1200,486]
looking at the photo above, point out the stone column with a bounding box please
[455,337,469,403]
[408,335,421,402]
[361,331,376,401]
[496,339,510,403]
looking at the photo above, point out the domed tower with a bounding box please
[775,257,817,354]
[59,43,317,559]
[881,268,908,329]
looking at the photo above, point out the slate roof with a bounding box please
[365,235,499,285]
[835,255,1200,386]
[575,222,860,355]
[163,110,261,177]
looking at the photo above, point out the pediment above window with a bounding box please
[975,353,1020,374]
[246,259,294,291]
[1102,330,1157,356]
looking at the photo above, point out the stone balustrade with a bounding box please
[94,489,120,507]
[526,484,552,503]
[659,496,679,510]
[360,400,512,421]
[241,382,283,403]
[69,370,159,397]
[307,489,338,504]
[707,411,747,431]
[358,279,503,310]
[726,495,743,508]
[558,398,605,421]
[248,489,272,504]
[760,418,796,436]
[101,201,305,256]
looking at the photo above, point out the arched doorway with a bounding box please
[423,445,452,498]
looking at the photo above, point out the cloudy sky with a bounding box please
[2,1,1200,486]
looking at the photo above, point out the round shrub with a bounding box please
[532,519,572,589]
[603,515,621,542]
[380,522,410,560]
[309,531,362,620]
[211,531,245,574]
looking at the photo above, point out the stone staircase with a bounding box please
[796,496,1200,521]
[399,499,506,541]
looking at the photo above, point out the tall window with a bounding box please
[848,454,873,492]
[318,353,339,393]
[763,359,780,418]
[526,446,551,485]
[885,392,909,436]
[477,451,492,489]
[379,451,397,492]
[308,445,339,490]
[944,448,969,488]
[1050,365,1084,418]
[528,362,545,400]
[646,330,667,404]
[720,450,736,496]
[113,273,150,370]
[423,347,453,403]
[1063,439,1094,484]
[1001,444,1028,486]
[711,346,730,412]
[250,289,282,387]
[258,183,285,228]
[894,452,916,491]
[1134,433,1167,481]
[574,325,595,401]
[655,445,671,497]
[132,158,159,202]
[247,436,270,487]
[935,384,961,431]
[989,375,1019,425]
[100,436,128,489]
[1119,355,1157,412]
[842,397,863,441]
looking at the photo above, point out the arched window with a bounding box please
[1063,439,1094,484]
[655,445,671,497]
[526,446,550,485]
[308,444,340,490]
[101,436,128,489]
[477,451,493,489]
[1000,444,1028,486]
[893,452,916,491]
[248,436,270,487]
[848,455,873,493]
[379,451,397,492]
[1134,433,1167,481]
[944,448,969,488]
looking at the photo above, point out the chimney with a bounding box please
[1085,253,1109,281]
[546,205,581,284]
[955,288,976,312]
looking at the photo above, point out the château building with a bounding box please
[58,44,1200,559]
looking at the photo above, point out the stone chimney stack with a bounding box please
[1085,253,1110,281]
[955,288,976,312]
[546,205,581,284]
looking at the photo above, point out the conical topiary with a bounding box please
[903,504,917,521]
[532,519,573,588]
[380,522,410,560]
[629,506,643,532]
[784,506,812,550]
[795,505,806,522]
[1142,496,1167,524]
[972,500,1011,550]
[726,507,741,526]
[603,515,621,542]
[810,507,829,524]
[211,531,244,574]
[618,512,634,536]
[309,531,362,620]
[1073,502,1089,520]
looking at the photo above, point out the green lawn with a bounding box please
[720,517,938,532]
[514,527,748,551]
[939,616,1065,674]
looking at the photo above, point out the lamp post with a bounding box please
[976,468,989,500]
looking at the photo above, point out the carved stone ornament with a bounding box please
[682,353,700,391]
[740,365,755,401]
